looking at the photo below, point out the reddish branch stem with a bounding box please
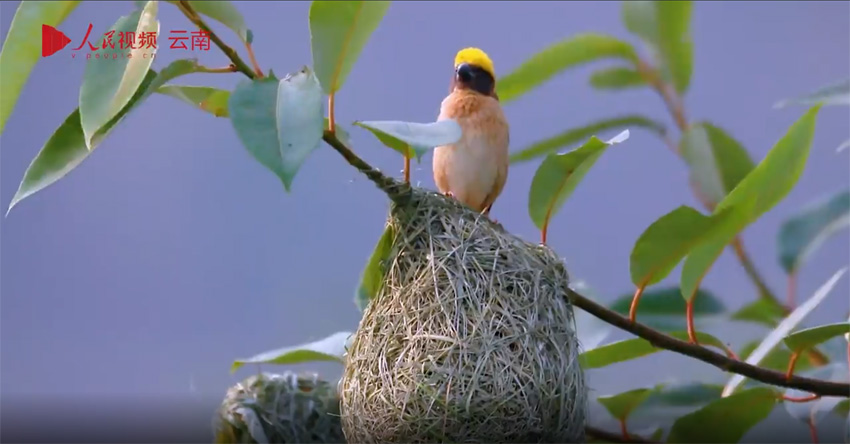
[783,393,821,403]
[686,299,698,344]
[619,420,630,440]
[808,418,819,444]
[786,352,801,380]
[629,284,647,323]
[787,272,798,310]
[245,41,264,78]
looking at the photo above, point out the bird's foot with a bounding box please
[444,191,454,198]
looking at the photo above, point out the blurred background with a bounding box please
[1,0,848,441]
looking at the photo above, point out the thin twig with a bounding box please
[176,1,256,79]
[567,287,850,398]
[195,64,237,74]
[635,56,783,309]
[731,237,776,303]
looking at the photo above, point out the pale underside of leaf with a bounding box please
[230,331,353,373]
[353,120,462,160]
[721,267,847,397]
[275,67,325,190]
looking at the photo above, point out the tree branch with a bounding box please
[567,287,850,398]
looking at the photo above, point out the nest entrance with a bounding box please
[340,187,588,443]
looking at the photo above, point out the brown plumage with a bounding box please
[433,48,509,217]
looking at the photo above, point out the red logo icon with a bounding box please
[42,24,71,57]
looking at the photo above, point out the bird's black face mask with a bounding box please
[454,63,496,97]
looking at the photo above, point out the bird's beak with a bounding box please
[455,63,474,83]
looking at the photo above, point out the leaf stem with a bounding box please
[787,271,798,310]
[196,64,237,74]
[786,351,801,380]
[629,283,647,323]
[619,419,630,441]
[176,1,257,80]
[782,393,821,403]
[566,286,850,397]
[807,417,819,444]
[686,298,698,344]
[403,155,410,184]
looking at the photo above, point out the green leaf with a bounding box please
[509,115,663,164]
[79,1,160,148]
[528,130,629,231]
[589,66,646,90]
[630,205,737,288]
[722,267,847,396]
[784,323,850,353]
[230,331,352,373]
[774,78,850,108]
[835,399,849,417]
[308,0,390,94]
[730,298,787,327]
[355,224,396,312]
[580,330,730,369]
[621,1,693,94]
[778,189,850,274]
[597,387,656,421]
[228,68,325,191]
[180,0,248,42]
[7,59,216,214]
[275,66,325,191]
[680,106,822,301]
[156,86,231,117]
[680,122,756,208]
[667,387,778,443]
[0,1,81,135]
[609,287,725,331]
[640,382,723,409]
[353,119,462,161]
[497,33,639,103]
[738,340,816,374]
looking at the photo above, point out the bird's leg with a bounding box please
[481,204,498,225]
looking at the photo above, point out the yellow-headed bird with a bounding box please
[433,47,509,218]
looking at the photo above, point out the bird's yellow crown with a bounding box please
[454,47,495,78]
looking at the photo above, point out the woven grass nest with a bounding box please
[339,186,588,443]
[214,371,345,443]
